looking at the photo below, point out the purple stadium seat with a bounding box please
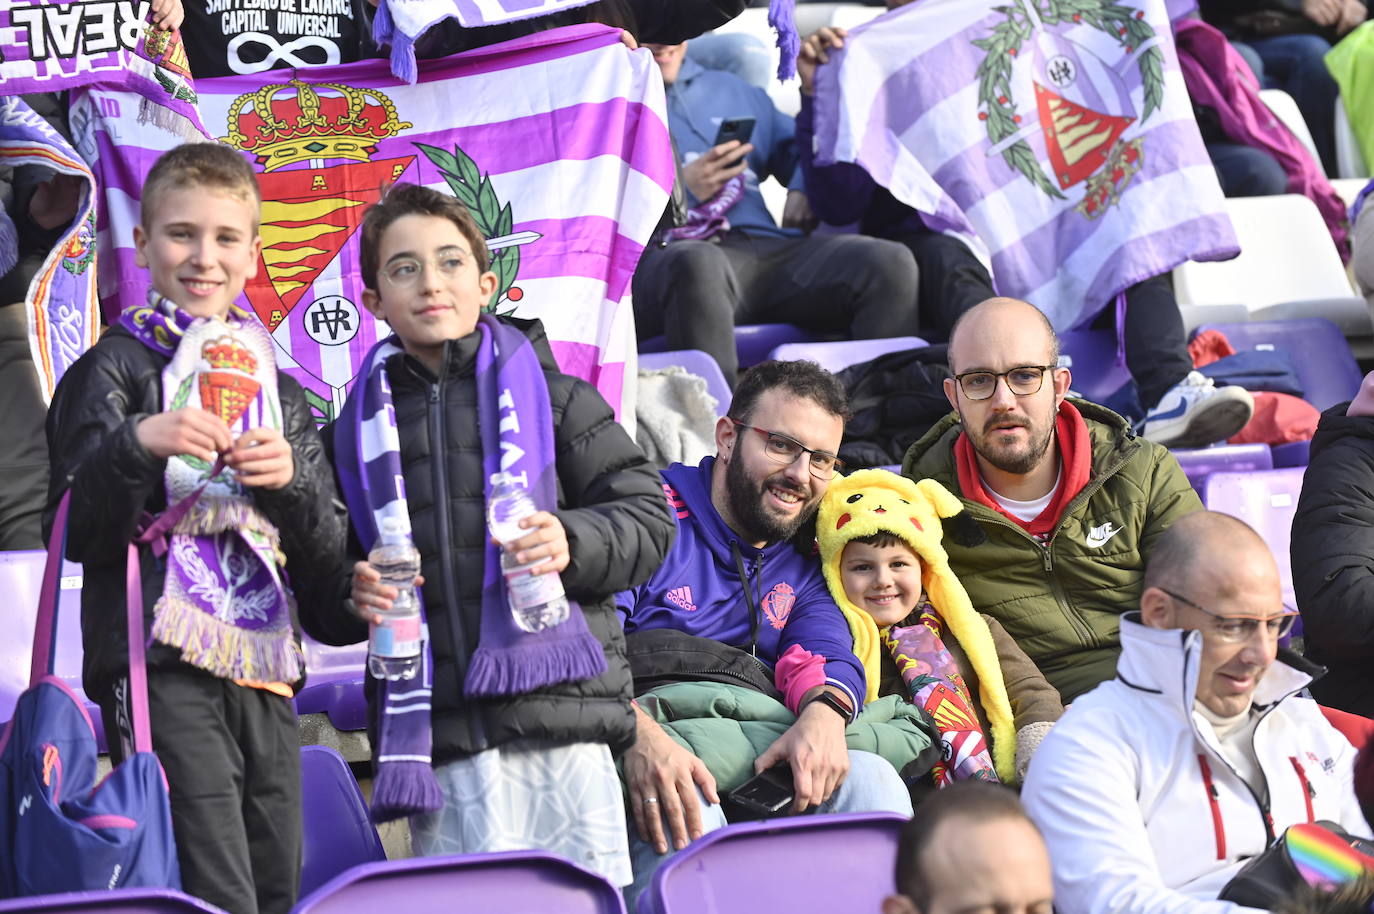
[1172,444,1273,494]
[1058,329,1133,406]
[0,551,104,751]
[637,812,906,914]
[639,325,825,368]
[299,746,385,898]
[294,851,626,914]
[1202,468,1308,611]
[1271,440,1311,468]
[0,889,227,912]
[1195,318,1362,412]
[639,350,733,418]
[293,639,368,733]
[766,337,928,374]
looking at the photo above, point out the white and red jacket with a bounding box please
[1023,614,1369,914]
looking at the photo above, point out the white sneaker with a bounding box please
[1140,371,1254,449]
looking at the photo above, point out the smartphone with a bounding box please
[713,116,756,167]
[725,764,795,818]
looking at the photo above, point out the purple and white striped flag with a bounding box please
[74,23,673,422]
[372,0,599,82]
[812,0,1238,330]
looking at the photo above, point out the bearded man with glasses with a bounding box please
[905,296,1203,704]
[1023,511,1370,914]
[615,359,925,906]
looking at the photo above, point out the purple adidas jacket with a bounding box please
[615,457,866,714]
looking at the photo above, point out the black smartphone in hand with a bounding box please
[725,764,795,819]
[713,116,756,168]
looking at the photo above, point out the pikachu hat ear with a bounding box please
[915,478,987,549]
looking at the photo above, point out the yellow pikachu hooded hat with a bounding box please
[817,469,1015,783]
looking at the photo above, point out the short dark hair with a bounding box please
[141,142,261,230]
[851,531,910,551]
[1272,877,1374,914]
[727,360,851,426]
[896,781,1036,901]
[359,182,489,290]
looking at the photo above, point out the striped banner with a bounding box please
[74,23,673,422]
[812,0,1238,330]
[1,97,101,404]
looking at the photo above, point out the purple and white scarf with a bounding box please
[334,313,608,822]
[667,175,745,243]
[120,292,302,684]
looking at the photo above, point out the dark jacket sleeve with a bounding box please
[251,374,349,608]
[794,93,879,226]
[1292,408,1374,659]
[293,422,370,647]
[43,338,165,562]
[551,375,676,599]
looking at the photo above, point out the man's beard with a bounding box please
[725,453,817,544]
[965,411,1056,476]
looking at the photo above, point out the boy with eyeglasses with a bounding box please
[1023,510,1370,914]
[616,359,922,905]
[296,182,675,886]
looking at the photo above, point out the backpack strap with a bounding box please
[29,490,71,684]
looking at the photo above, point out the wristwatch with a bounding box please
[805,691,852,722]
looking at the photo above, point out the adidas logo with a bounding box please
[666,585,697,612]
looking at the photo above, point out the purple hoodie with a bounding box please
[616,457,866,715]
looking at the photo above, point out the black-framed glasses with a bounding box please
[953,365,1058,401]
[1160,588,1298,644]
[730,420,844,479]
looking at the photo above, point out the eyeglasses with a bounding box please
[730,420,843,479]
[1160,588,1299,644]
[380,249,474,288]
[953,365,1058,401]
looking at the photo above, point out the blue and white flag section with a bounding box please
[811,0,1238,330]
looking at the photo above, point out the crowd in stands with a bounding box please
[7,0,1374,912]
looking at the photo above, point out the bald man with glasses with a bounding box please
[904,297,1203,703]
[1023,511,1370,914]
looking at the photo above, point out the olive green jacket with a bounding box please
[902,400,1202,702]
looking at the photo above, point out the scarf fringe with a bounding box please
[136,97,205,143]
[0,208,17,276]
[152,597,303,682]
[370,760,443,823]
[464,630,607,698]
[769,0,799,81]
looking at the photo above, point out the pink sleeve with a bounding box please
[774,643,827,714]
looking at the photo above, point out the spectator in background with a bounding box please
[1354,180,1374,298]
[632,39,919,389]
[1198,0,1366,176]
[882,781,1053,914]
[1291,368,1374,717]
[1024,511,1370,914]
[797,18,1256,449]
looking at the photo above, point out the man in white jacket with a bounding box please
[1023,511,1370,914]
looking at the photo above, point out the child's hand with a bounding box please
[136,408,233,462]
[149,0,184,30]
[350,561,425,624]
[497,511,569,575]
[225,427,294,489]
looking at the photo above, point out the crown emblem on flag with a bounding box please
[224,79,413,173]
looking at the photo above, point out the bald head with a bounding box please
[947,298,1059,374]
[1143,511,1277,599]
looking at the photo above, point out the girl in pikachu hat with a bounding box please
[796,469,1061,785]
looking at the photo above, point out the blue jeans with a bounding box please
[1208,141,1288,197]
[622,750,913,910]
[1234,34,1339,174]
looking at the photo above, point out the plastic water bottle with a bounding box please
[486,472,570,632]
[367,517,422,680]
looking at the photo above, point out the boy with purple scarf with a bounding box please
[43,143,345,914]
[296,182,673,886]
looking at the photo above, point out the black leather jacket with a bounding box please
[43,325,346,701]
[298,320,674,763]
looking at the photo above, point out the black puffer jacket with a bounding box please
[42,325,346,702]
[1292,403,1374,715]
[298,319,674,763]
